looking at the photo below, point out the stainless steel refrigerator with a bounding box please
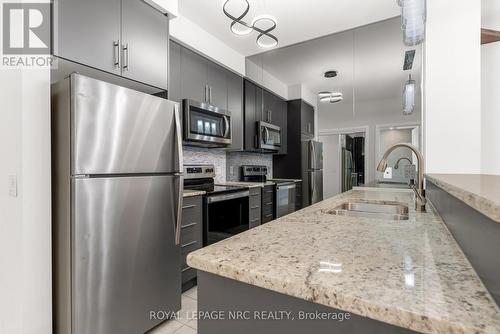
[52,74,183,334]
[302,140,323,206]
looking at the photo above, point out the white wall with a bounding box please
[424,0,482,174]
[481,0,500,175]
[0,69,52,334]
[245,58,289,99]
[170,15,246,75]
[481,43,500,175]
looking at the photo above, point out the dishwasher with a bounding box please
[275,181,296,218]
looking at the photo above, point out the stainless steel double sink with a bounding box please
[326,200,409,221]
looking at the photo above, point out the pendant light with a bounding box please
[398,0,426,46]
[223,0,278,48]
[403,74,416,115]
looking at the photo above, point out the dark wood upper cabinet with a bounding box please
[53,0,168,89]
[170,41,244,150]
[180,47,208,103]
[227,72,244,151]
[300,101,315,138]
[243,79,288,154]
[168,41,181,103]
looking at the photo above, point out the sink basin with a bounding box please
[326,200,409,221]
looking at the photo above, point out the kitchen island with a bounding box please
[187,189,500,334]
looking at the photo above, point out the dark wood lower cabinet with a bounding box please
[261,185,275,223]
[181,195,203,292]
[249,187,262,228]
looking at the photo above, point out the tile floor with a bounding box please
[150,286,198,334]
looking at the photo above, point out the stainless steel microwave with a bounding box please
[183,99,232,147]
[257,121,281,152]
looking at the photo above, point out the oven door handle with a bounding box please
[223,115,230,138]
[206,191,250,203]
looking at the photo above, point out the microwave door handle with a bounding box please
[223,115,230,138]
[264,127,270,143]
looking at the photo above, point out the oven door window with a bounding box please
[206,197,249,245]
[261,126,281,146]
[190,107,230,139]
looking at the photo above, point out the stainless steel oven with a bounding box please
[257,121,281,152]
[183,99,231,147]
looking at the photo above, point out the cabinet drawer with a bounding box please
[250,206,261,220]
[182,196,202,225]
[249,187,261,196]
[181,240,201,266]
[180,222,201,245]
[250,196,261,209]
[249,217,261,229]
[262,212,274,223]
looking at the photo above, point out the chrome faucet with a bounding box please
[377,143,426,212]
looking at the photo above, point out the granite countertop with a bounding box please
[219,181,276,189]
[182,189,206,197]
[426,174,500,223]
[188,189,500,333]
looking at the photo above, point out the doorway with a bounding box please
[319,127,367,198]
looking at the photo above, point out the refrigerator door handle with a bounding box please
[310,140,315,169]
[174,103,183,173]
[175,175,183,245]
[310,171,315,202]
[173,103,184,245]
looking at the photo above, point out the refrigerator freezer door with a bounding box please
[312,141,324,170]
[73,175,181,334]
[303,140,324,170]
[310,170,324,205]
[71,74,181,175]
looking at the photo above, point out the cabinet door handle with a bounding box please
[269,110,272,123]
[204,85,208,102]
[209,86,212,104]
[122,43,129,71]
[181,241,197,248]
[113,40,120,68]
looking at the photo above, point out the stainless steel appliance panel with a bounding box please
[257,121,281,152]
[183,99,231,147]
[73,175,181,334]
[310,170,324,205]
[276,183,296,218]
[307,140,323,170]
[71,74,181,175]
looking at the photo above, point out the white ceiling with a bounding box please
[179,0,400,56]
[248,17,422,103]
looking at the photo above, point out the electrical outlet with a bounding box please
[8,175,17,197]
[383,167,393,179]
[229,166,234,176]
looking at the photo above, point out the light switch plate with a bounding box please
[8,175,17,197]
[229,166,234,176]
[383,167,393,179]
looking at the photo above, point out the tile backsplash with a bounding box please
[226,152,273,181]
[183,146,226,183]
[182,146,273,183]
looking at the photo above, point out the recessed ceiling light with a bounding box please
[324,71,338,78]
